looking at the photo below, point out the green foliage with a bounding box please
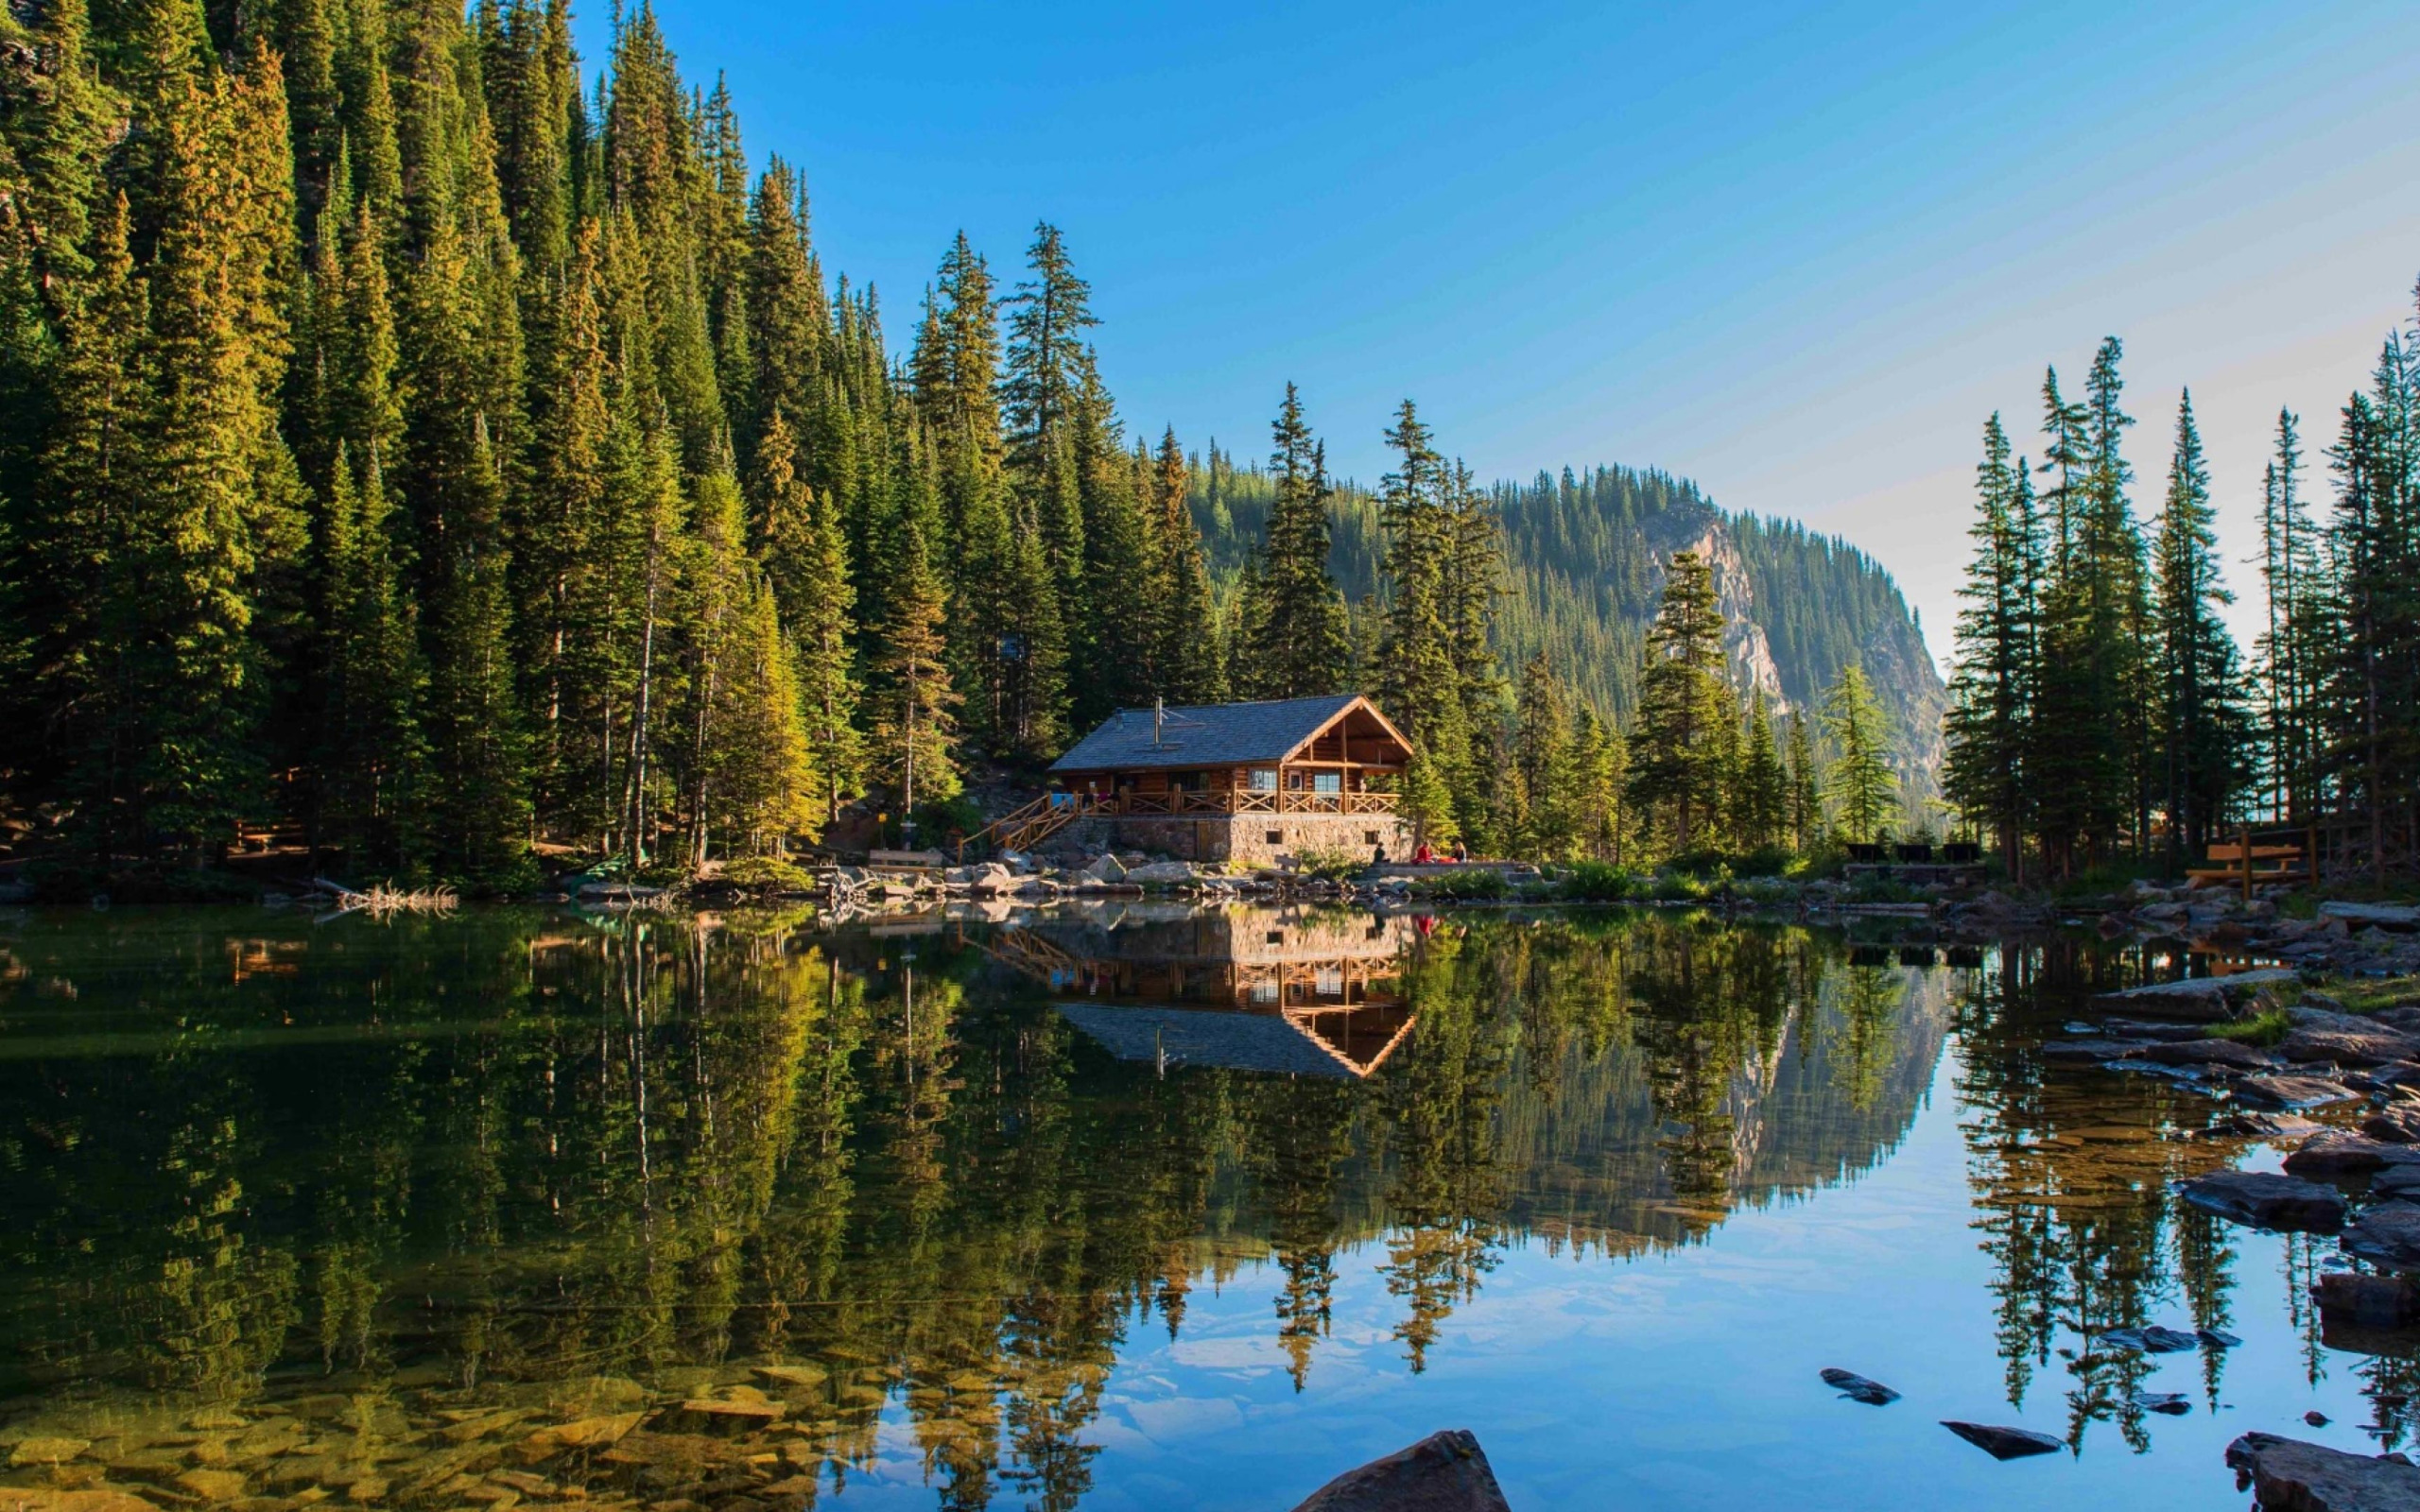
[1292,844,1363,881]
[2205,1008,2290,1047]
[718,854,812,894]
[1822,662,1896,845]
[1556,861,1646,901]
[1416,868,1509,901]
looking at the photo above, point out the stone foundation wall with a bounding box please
[1107,814,1413,867]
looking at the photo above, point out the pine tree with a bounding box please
[1149,425,1225,702]
[1375,401,1469,797]
[1510,652,1572,857]
[419,416,529,885]
[1001,221,1094,605]
[314,445,427,873]
[1236,384,1350,698]
[1737,691,1786,851]
[755,405,858,833]
[1786,710,1822,851]
[1943,413,2039,876]
[1822,662,1895,845]
[18,192,147,848]
[2150,391,2247,870]
[2255,407,2322,821]
[1570,707,1629,863]
[125,60,304,851]
[866,512,959,838]
[1626,550,1731,852]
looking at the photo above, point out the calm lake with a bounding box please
[0,902,2392,1509]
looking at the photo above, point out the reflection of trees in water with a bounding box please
[5,906,1952,1506]
[1953,938,2254,1452]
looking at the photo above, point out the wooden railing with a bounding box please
[1100,789,1398,817]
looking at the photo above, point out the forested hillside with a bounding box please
[0,0,1952,885]
[1192,453,1945,772]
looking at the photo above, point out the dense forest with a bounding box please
[1188,452,1944,751]
[0,0,1951,888]
[1941,321,2420,881]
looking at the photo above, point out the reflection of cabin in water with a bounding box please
[972,695,1417,864]
[986,909,1419,1078]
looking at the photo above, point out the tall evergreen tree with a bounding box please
[1943,413,2039,876]
[1822,662,1894,845]
[2150,391,2247,869]
[1236,384,1350,699]
[1626,550,1731,851]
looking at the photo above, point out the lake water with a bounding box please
[0,902,2396,1509]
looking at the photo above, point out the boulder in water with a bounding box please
[2226,1432,2420,1512]
[1288,1430,1512,1512]
[1820,1367,1900,1405]
[1942,1421,2065,1460]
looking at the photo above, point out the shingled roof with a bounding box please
[1048,694,1389,774]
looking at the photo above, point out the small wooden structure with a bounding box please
[2187,823,2318,900]
[966,695,1418,863]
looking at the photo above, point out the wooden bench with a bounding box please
[2186,827,2315,897]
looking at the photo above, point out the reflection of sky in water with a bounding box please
[0,906,2393,1509]
[821,1040,2365,1511]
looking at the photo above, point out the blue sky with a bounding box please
[581,1,2420,662]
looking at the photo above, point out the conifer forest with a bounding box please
[1941,329,2420,883]
[0,0,1961,888]
[13,0,2397,892]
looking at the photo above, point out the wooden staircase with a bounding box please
[959,792,1112,861]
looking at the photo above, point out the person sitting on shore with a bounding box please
[1412,840,1437,865]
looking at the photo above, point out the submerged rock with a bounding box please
[1820,1367,1900,1405]
[2044,1038,2157,1063]
[2200,1328,2244,1349]
[1942,1421,2066,1460]
[1288,1430,1512,1512]
[2204,1111,2327,1142]
[2238,1075,2362,1111]
[2135,1391,2192,1416]
[2226,1432,2420,1512]
[2179,1170,2348,1232]
[2342,1203,2420,1270]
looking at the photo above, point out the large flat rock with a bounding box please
[2342,1203,2420,1271]
[2179,1170,2346,1232]
[2091,968,2300,1017]
[1289,1431,1512,1512]
[2226,1431,2420,1511]
[2286,1131,2420,1177]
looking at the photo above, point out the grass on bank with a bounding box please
[2206,1008,2292,1047]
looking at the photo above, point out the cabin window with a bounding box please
[1266,931,1285,945]
[1248,767,1277,791]
[1265,829,1284,845]
[1364,830,1381,845]
[1251,980,1279,1005]
[1313,772,1341,794]
[1168,771,1199,793]
[1315,967,1343,997]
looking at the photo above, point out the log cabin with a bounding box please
[1017,694,1417,865]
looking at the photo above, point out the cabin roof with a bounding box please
[1047,694,1405,774]
[1053,1003,1375,1079]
